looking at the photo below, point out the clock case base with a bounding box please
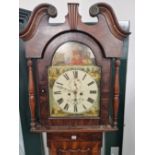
[34,125,117,155]
[47,132,102,155]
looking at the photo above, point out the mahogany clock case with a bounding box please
[35,31,112,126]
[19,2,130,132]
[19,3,130,155]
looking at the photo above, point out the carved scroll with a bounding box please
[27,59,36,130]
[89,4,99,17]
[47,5,57,17]
[113,59,120,128]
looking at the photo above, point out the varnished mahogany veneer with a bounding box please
[32,125,117,133]
[35,32,111,126]
[48,133,102,155]
[20,2,130,155]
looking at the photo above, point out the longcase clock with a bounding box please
[20,3,130,155]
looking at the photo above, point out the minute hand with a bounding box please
[56,85,74,92]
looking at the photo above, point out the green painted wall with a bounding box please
[105,59,127,155]
[19,9,45,155]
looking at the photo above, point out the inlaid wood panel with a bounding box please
[48,133,102,155]
[50,141,101,155]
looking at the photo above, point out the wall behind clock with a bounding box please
[19,1,135,155]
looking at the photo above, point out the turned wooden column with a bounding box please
[27,59,36,130]
[113,58,120,128]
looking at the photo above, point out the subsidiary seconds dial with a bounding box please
[52,69,98,114]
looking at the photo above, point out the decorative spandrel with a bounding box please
[48,42,101,117]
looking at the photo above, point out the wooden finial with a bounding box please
[27,59,36,130]
[113,59,120,128]
[68,3,79,29]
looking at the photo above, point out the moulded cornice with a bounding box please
[89,3,131,40]
[19,3,130,58]
[19,3,57,40]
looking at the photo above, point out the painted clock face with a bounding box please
[52,69,98,114]
[48,41,101,117]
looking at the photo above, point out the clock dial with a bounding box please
[52,69,98,114]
